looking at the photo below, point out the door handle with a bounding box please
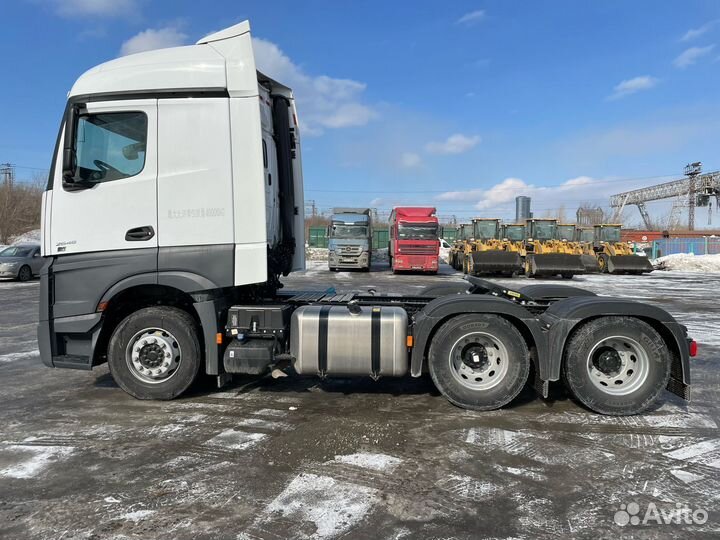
[125,226,155,241]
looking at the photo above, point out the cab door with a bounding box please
[49,99,158,256]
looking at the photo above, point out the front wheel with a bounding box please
[428,314,530,411]
[17,265,32,282]
[107,306,201,400]
[562,317,671,415]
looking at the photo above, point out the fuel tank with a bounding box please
[290,305,408,377]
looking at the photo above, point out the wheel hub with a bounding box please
[126,330,181,384]
[592,347,622,376]
[586,336,650,396]
[462,344,490,371]
[138,342,165,369]
[448,332,510,391]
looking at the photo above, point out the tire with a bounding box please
[17,265,32,282]
[598,254,610,273]
[561,273,574,279]
[428,314,530,411]
[107,306,202,400]
[562,316,671,415]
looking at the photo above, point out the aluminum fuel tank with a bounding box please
[290,305,408,377]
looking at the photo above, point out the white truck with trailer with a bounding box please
[38,21,695,414]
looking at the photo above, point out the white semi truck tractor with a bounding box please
[38,21,696,414]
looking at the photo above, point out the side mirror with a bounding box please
[62,104,85,188]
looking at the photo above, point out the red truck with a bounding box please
[388,207,440,273]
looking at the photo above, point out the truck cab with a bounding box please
[388,207,439,273]
[327,208,372,271]
[39,21,304,373]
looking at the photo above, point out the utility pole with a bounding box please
[0,163,15,187]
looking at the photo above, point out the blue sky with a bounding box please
[3,0,720,226]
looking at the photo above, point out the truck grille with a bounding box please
[399,245,436,255]
[338,245,362,255]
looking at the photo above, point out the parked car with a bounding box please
[0,244,42,281]
[439,238,452,263]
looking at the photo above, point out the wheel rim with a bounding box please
[448,331,510,391]
[125,328,182,384]
[19,267,30,280]
[586,335,650,396]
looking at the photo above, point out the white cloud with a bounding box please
[52,0,139,18]
[399,152,421,168]
[457,10,486,25]
[435,176,611,216]
[607,75,658,100]
[673,45,715,68]
[253,37,377,135]
[681,20,719,42]
[425,134,481,155]
[120,27,188,56]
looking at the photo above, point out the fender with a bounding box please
[411,295,548,378]
[540,296,690,390]
[98,271,224,374]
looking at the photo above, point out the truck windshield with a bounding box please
[74,111,148,184]
[398,223,438,240]
[601,227,621,242]
[331,225,368,239]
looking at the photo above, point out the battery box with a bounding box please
[226,305,293,338]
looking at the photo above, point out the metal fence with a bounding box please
[440,227,457,241]
[307,226,390,250]
[307,227,328,248]
[652,237,720,258]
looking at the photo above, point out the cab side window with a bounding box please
[72,111,148,186]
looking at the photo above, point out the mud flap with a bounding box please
[468,251,523,275]
[528,254,586,277]
[607,255,654,274]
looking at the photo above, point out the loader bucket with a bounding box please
[607,255,653,274]
[581,254,601,273]
[469,251,523,275]
[527,254,586,278]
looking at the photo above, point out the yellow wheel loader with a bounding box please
[556,223,600,273]
[574,226,601,273]
[592,224,653,274]
[524,219,586,278]
[465,218,523,276]
[449,224,471,271]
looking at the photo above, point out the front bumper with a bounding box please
[393,255,438,272]
[0,269,19,278]
[328,251,370,269]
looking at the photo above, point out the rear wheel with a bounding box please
[17,265,32,282]
[428,314,530,411]
[108,306,201,400]
[562,317,671,415]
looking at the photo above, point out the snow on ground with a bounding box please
[8,229,40,245]
[653,253,720,273]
